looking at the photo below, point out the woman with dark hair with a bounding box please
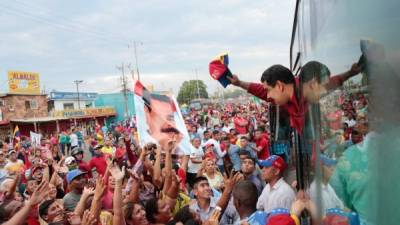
[145,198,173,225]
[173,205,201,225]
[123,202,149,225]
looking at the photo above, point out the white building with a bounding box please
[48,91,98,111]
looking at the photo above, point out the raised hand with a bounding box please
[203,209,221,225]
[290,190,308,217]
[223,171,244,193]
[227,74,240,86]
[349,62,362,76]
[82,187,95,198]
[81,210,97,225]
[93,176,106,200]
[28,181,50,206]
[109,165,125,182]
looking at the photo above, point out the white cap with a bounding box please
[64,156,76,165]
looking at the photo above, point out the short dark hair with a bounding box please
[240,136,248,141]
[243,156,256,165]
[233,180,259,208]
[39,199,55,221]
[260,64,294,87]
[174,205,195,223]
[255,128,264,133]
[238,150,251,157]
[145,198,158,223]
[212,130,220,136]
[299,61,331,84]
[143,89,173,113]
[184,220,201,225]
[193,176,208,188]
[221,136,230,142]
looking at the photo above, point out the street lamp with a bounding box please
[74,80,83,109]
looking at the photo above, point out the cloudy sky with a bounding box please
[0,0,295,95]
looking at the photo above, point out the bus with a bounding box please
[289,0,400,224]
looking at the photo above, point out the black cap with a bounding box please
[71,147,84,156]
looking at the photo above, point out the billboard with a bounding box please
[8,71,40,95]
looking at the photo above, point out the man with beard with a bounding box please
[63,169,87,212]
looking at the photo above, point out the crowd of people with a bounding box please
[0,61,372,225]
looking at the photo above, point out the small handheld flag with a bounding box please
[209,53,232,88]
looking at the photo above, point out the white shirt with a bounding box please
[70,133,78,147]
[309,180,344,215]
[188,145,204,174]
[257,178,296,213]
[222,125,233,134]
[198,127,206,140]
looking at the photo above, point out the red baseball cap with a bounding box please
[258,155,287,172]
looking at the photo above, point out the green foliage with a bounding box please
[177,80,208,104]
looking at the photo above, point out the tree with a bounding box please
[177,80,208,104]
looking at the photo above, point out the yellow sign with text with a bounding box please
[8,71,40,95]
[53,107,117,118]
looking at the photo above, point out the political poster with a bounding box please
[133,80,191,155]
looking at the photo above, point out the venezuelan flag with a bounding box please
[213,52,229,66]
[13,125,20,140]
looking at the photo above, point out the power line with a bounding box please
[4,0,125,40]
[0,3,130,46]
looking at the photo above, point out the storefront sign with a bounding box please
[53,107,116,118]
[50,92,98,100]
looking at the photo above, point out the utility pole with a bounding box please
[128,41,142,81]
[126,63,135,81]
[117,63,129,119]
[195,69,200,99]
[74,80,83,109]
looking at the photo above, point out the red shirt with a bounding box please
[78,160,93,178]
[89,155,107,176]
[256,137,270,160]
[234,117,248,134]
[247,81,306,133]
[177,168,187,192]
[247,75,348,134]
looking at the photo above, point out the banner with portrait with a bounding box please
[133,80,191,155]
